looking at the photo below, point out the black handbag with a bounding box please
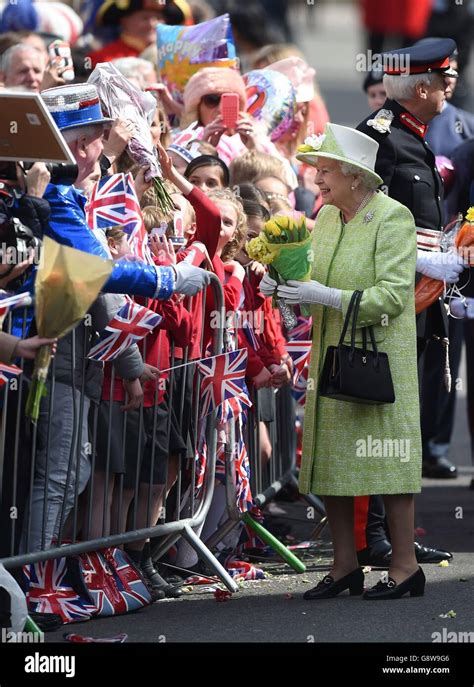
[319,290,395,405]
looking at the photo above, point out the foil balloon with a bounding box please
[157,13,237,104]
[435,156,455,196]
[244,69,297,142]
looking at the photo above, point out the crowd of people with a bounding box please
[0,0,473,622]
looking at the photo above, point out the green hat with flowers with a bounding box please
[296,122,383,186]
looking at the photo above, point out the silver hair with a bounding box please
[340,161,379,191]
[112,57,155,90]
[383,73,434,101]
[0,44,41,75]
[62,124,104,144]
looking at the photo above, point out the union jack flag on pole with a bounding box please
[88,297,162,362]
[0,363,22,388]
[85,172,153,263]
[285,340,312,384]
[197,349,250,418]
[288,315,312,342]
[0,291,32,322]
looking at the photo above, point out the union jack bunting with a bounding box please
[88,296,162,361]
[197,349,250,418]
[0,291,32,322]
[24,559,96,623]
[85,172,152,263]
[285,340,312,384]
[0,363,22,388]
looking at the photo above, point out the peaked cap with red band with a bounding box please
[381,38,458,78]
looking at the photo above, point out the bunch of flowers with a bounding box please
[246,214,313,323]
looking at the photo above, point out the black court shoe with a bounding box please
[363,567,425,600]
[303,568,364,600]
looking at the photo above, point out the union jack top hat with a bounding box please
[41,83,112,131]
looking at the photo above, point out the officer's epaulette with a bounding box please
[366,109,394,135]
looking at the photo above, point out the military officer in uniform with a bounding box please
[354,39,466,567]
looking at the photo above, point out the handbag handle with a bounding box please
[338,290,361,346]
[339,291,381,368]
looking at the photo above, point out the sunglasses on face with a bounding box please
[201,93,222,107]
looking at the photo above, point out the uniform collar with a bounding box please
[385,99,428,139]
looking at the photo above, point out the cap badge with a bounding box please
[367,109,394,134]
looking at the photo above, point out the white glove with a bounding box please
[416,249,465,284]
[277,279,342,309]
[173,262,211,296]
[259,273,278,297]
[450,297,474,319]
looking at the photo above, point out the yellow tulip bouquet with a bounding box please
[246,214,313,325]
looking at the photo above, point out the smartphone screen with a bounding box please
[220,93,240,130]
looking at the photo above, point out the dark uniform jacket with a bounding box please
[357,98,448,341]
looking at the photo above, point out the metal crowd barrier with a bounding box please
[0,274,239,593]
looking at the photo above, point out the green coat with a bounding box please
[300,190,422,496]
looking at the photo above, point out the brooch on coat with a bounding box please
[367,109,394,134]
[364,211,375,223]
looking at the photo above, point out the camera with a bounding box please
[0,213,41,290]
[0,160,78,186]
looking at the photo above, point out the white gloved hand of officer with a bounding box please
[259,273,278,297]
[172,262,211,296]
[416,249,465,284]
[450,297,474,319]
[277,279,342,309]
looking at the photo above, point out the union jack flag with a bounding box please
[195,439,207,491]
[88,297,162,361]
[292,362,309,406]
[197,349,250,418]
[242,320,261,351]
[79,549,151,617]
[285,340,312,384]
[235,434,253,512]
[215,441,226,484]
[237,506,266,552]
[226,559,265,580]
[0,363,22,387]
[25,559,96,623]
[0,291,32,321]
[85,172,152,263]
[288,315,312,341]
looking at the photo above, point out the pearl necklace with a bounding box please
[342,190,376,225]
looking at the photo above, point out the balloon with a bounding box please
[157,13,237,104]
[244,69,297,142]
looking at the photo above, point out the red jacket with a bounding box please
[102,294,192,407]
[237,272,281,380]
[88,36,145,68]
[156,186,242,358]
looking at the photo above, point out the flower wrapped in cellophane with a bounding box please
[88,62,174,215]
[246,214,312,327]
[25,237,112,422]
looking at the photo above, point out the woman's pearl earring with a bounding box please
[351,184,356,191]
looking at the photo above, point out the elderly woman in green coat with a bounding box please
[261,123,425,600]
